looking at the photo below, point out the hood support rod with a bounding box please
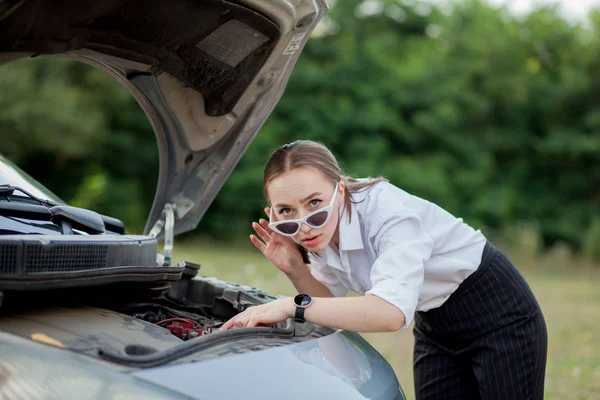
[149,203,175,266]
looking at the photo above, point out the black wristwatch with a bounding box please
[293,293,313,323]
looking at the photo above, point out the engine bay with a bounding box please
[0,259,335,369]
[125,303,222,341]
[0,261,284,356]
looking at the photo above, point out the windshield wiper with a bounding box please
[0,202,52,220]
[0,202,104,234]
[0,184,55,207]
[0,185,126,234]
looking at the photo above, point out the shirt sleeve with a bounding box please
[308,255,349,297]
[365,210,434,329]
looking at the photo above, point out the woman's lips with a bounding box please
[302,234,321,247]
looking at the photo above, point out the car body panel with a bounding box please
[137,0,330,237]
[134,330,404,400]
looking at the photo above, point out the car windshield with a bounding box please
[0,154,64,204]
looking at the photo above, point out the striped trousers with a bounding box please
[413,241,548,400]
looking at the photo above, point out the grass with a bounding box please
[173,238,600,400]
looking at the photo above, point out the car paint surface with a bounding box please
[134,330,405,400]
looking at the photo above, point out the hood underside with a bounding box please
[0,0,327,237]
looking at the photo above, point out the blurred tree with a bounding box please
[1,0,599,253]
[0,57,157,232]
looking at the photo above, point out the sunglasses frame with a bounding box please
[268,182,339,237]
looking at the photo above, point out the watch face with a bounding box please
[294,294,312,308]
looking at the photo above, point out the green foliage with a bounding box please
[583,218,600,261]
[1,0,599,253]
[0,57,157,232]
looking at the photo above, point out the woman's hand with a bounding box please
[250,207,305,277]
[220,298,294,330]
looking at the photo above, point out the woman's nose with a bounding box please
[299,222,311,234]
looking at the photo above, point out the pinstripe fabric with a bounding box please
[413,242,548,400]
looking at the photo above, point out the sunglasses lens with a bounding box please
[275,222,300,235]
[307,211,329,227]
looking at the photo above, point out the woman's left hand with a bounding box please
[220,298,295,330]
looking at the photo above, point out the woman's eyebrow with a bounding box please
[301,192,322,203]
[274,192,322,209]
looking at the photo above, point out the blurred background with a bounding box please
[1,0,599,398]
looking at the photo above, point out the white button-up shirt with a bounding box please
[308,181,487,328]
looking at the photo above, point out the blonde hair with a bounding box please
[263,140,387,262]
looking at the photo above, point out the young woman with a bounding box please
[221,140,548,399]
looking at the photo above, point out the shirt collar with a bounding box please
[338,202,364,251]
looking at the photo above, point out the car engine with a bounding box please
[126,303,222,341]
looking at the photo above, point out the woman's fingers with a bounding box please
[258,218,274,235]
[221,317,234,330]
[221,301,289,331]
[252,221,271,243]
[247,316,262,328]
[221,308,250,330]
[249,234,266,253]
[268,229,295,248]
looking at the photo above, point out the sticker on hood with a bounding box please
[283,32,307,55]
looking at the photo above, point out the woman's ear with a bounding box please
[338,180,345,206]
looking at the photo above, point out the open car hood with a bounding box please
[0,0,327,237]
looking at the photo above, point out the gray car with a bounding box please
[0,0,406,399]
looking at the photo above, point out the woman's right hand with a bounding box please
[250,207,306,277]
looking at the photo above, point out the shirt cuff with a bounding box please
[365,279,419,329]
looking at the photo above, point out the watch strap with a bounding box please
[294,306,306,323]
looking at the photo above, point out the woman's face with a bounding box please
[266,166,344,252]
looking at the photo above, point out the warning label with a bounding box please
[283,32,307,56]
